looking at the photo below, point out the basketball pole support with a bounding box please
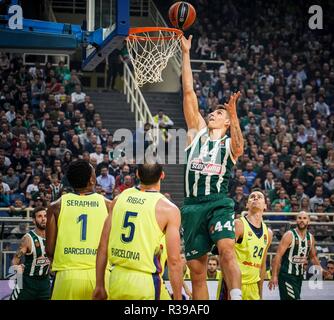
[0,0,129,71]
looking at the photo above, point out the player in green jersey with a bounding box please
[181,35,244,300]
[10,207,51,300]
[269,211,328,299]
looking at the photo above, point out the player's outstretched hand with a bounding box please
[223,91,241,117]
[92,286,108,300]
[181,35,192,53]
[268,276,278,291]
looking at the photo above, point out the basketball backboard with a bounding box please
[82,0,129,71]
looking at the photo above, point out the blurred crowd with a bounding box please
[185,0,334,222]
[0,55,140,226]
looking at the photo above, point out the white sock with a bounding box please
[230,288,242,300]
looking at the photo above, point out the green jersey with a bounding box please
[23,230,50,277]
[280,228,312,277]
[184,128,236,198]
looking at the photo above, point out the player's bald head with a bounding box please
[296,211,310,230]
[297,211,310,220]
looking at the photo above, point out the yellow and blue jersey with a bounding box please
[236,216,269,284]
[52,192,108,271]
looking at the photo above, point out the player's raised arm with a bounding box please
[45,199,60,259]
[269,231,292,290]
[165,205,183,300]
[181,35,206,134]
[259,228,273,298]
[224,92,244,160]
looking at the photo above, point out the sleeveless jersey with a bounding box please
[52,192,108,271]
[236,216,269,284]
[280,229,312,277]
[184,128,236,198]
[108,187,165,274]
[24,230,50,277]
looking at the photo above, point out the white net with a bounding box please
[126,29,182,87]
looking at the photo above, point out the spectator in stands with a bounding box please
[314,95,330,117]
[115,164,130,188]
[0,53,10,76]
[0,184,10,213]
[297,154,317,191]
[48,174,62,202]
[55,60,70,82]
[68,135,83,158]
[9,198,26,217]
[96,166,115,199]
[3,167,19,196]
[71,84,86,110]
[308,176,331,198]
[11,116,28,138]
[61,151,73,174]
[269,202,288,221]
[300,197,311,212]
[263,171,275,192]
[92,119,103,137]
[118,175,134,193]
[153,110,174,142]
[294,184,309,206]
[90,144,104,165]
[272,189,291,212]
[25,175,40,206]
[56,140,71,161]
[30,132,46,160]
[0,172,10,194]
[112,187,121,199]
[207,255,221,280]
[84,103,96,127]
[310,187,325,212]
[31,77,46,107]
[107,48,124,91]
[233,185,247,217]
[109,160,120,178]
[96,154,111,177]
[324,260,334,280]
[79,126,93,147]
[55,85,67,105]
[95,183,106,197]
[243,162,257,190]
[97,128,109,150]
[196,32,210,59]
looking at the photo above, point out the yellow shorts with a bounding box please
[241,283,260,300]
[108,266,171,300]
[51,269,110,300]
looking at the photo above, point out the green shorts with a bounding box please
[181,194,235,260]
[10,275,51,300]
[278,272,302,300]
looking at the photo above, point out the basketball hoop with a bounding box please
[126,27,183,87]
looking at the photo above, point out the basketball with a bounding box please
[168,2,196,31]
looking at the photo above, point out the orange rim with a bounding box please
[127,27,183,41]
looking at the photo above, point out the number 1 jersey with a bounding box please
[52,193,108,271]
